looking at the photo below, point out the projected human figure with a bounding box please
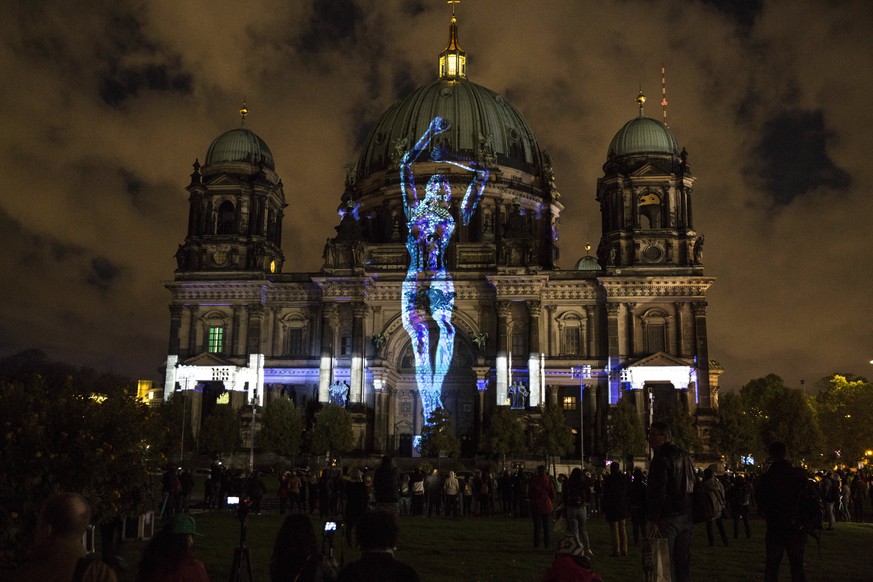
[400,117,489,423]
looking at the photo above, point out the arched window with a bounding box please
[558,312,584,357]
[642,309,668,354]
[217,201,235,234]
[639,192,661,229]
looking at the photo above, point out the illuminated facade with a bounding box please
[163,14,720,459]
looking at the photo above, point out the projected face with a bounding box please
[399,117,489,424]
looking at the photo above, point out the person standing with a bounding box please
[728,475,753,539]
[443,470,460,518]
[14,493,117,582]
[628,467,648,546]
[426,469,443,517]
[562,467,593,555]
[646,420,695,582]
[343,468,370,547]
[278,471,292,515]
[527,465,556,549]
[373,455,401,516]
[602,462,630,557]
[700,469,729,546]
[755,441,809,582]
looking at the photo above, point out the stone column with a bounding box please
[495,301,511,407]
[272,307,283,356]
[584,305,596,358]
[246,304,264,355]
[545,304,557,357]
[318,303,337,403]
[186,305,199,356]
[606,303,621,405]
[527,300,542,407]
[350,303,367,404]
[168,305,183,355]
[693,301,712,409]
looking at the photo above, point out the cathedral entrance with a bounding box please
[646,382,680,424]
[393,331,478,451]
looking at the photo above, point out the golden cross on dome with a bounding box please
[448,0,460,17]
[240,98,248,126]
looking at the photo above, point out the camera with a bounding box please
[323,521,338,533]
[226,496,240,505]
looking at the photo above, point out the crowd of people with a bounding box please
[9,435,873,581]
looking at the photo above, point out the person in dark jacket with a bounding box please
[562,467,593,555]
[343,468,370,547]
[528,465,556,548]
[628,467,648,546]
[602,462,630,556]
[373,455,401,516]
[646,420,695,582]
[755,441,809,582]
[336,510,420,582]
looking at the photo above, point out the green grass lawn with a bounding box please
[116,510,873,582]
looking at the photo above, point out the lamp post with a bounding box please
[571,365,591,464]
[248,389,258,474]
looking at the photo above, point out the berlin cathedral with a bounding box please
[163,11,721,462]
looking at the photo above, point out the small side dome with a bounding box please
[574,255,601,271]
[608,116,679,158]
[205,127,275,170]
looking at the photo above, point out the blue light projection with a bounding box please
[400,117,489,424]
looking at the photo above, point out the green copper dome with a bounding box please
[205,127,275,170]
[357,77,544,177]
[574,255,602,271]
[608,115,679,159]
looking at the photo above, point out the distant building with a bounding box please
[162,12,721,460]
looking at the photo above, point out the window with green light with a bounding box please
[208,326,224,353]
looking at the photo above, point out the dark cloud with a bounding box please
[86,256,123,291]
[750,109,851,206]
[700,0,763,31]
[299,0,364,54]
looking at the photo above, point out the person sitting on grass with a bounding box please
[336,510,420,582]
[541,534,603,582]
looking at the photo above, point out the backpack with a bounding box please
[692,481,717,523]
[792,478,823,545]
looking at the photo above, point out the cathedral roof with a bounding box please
[356,14,544,179]
[574,255,602,271]
[205,105,275,171]
[607,92,679,159]
[205,127,275,170]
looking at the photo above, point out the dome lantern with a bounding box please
[439,2,466,80]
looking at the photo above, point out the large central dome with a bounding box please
[356,77,544,178]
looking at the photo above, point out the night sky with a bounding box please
[1,1,870,391]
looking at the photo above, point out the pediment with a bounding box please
[629,159,673,178]
[204,174,242,187]
[181,352,237,367]
[629,351,691,368]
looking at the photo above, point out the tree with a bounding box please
[419,406,461,458]
[258,397,304,462]
[814,374,873,464]
[709,392,757,468]
[198,404,240,459]
[485,406,527,468]
[532,404,575,470]
[659,404,701,453]
[157,391,194,461]
[606,397,646,466]
[310,404,354,459]
[0,352,163,565]
[760,387,822,462]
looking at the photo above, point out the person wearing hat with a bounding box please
[136,513,209,582]
[541,534,603,582]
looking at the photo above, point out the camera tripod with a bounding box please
[229,513,254,582]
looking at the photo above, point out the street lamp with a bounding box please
[571,365,591,463]
[248,389,259,474]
